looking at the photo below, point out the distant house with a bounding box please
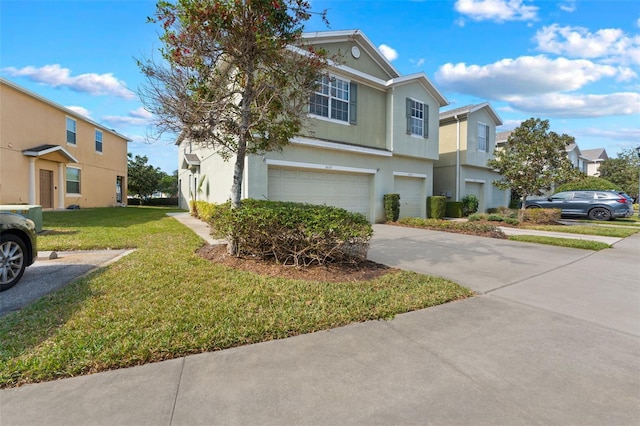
[0,78,130,209]
[177,30,449,222]
[434,102,509,212]
[581,148,608,177]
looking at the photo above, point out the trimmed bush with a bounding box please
[427,196,446,219]
[209,199,373,266]
[521,208,561,224]
[383,194,400,222]
[446,201,463,218]
[556,176,620,192]
[398,217,505,239]
[461,194,479,216]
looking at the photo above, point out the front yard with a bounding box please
[0,207,472,388]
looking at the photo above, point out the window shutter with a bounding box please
[349,82,357,124]
[423,104,429,138]
[406,98,411,134]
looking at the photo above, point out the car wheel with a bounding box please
[0,234,27,291]
[588,207,612,221]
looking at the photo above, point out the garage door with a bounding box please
[394,176,424,219]
[268,167,371,220]
[465,182,484,213]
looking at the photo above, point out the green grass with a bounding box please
[521,224,639,238]
[0,207,472,388]
[507,235,611,250]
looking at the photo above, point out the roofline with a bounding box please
[440,102,503,125]
[22,145,79,163]
[0,77,132,142]
[387,73,449,107]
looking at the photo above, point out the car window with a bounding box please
[595,192,614,199]
[550,192,572,200]
[573,191,593,200]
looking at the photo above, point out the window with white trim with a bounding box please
[406,98,429,138]
[309,75,350,122]
[66,117,77,145]
[66,167,81,194]
[95,129,103,153]
[478,122,489,152]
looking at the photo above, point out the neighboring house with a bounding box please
[496,130,605,177]
[177,30,448,222]
[0,78,130,209]
[581,148,608,177]
[434,102,509,213]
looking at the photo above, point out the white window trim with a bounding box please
[478,122,489,152]
[95,129,103,154]
[65,165,82,195]
[309,74,351,124]
[408,98,425,137]
[66,116,77,145]
[265,159,377,175]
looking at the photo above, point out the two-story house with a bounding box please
[434,103,509,213]
[0,78,130,209]
[177,30,448,222]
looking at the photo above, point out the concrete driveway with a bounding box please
[1,223,638,425]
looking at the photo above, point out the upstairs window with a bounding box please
[478,123,489,152]
[95,130,103,153]
[66,117,77,145]
[309,75,356,123]
[406,98,429,138]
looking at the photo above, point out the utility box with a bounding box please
[0,205,43,233]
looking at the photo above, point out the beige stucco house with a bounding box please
[0,78,130,209]
[581,148,608,177]
[434,103,509,212]
[177,30,448,222]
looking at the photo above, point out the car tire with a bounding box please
[588,207,612,221]
[0,234,27,291]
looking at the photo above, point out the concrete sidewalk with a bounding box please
[1,219,638,425]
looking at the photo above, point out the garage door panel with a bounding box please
[268,167,371,220]
[394,176,423,219]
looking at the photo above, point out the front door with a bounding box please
[116,176,123,203]
[39,169,53,208]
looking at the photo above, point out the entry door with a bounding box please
[39,169,53,208]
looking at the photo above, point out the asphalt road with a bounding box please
[0,249,132,317]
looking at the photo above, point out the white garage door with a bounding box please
[268,167,371,220]
[394,176,424,219]
[465,182,484,213]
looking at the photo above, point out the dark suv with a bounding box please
[1,212,38,291]
[524,190,634,221]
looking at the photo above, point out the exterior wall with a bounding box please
[464,109,497,168]
[387,81,440,160]
[0,80,128,208]
[460,166,509,212]
[313,40,393,81]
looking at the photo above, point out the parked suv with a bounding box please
[1,212,38,291]
[524,190,634,221]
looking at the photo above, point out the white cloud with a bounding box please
[378,44,398,61]
[559,0,576,13]
[435,55,619,98]
[577,127,640,141]
[534,24,640,66]
[1,64,135,99]
[506,92,640,118]
[454,0,538,22]
[103,107,154,127]
[66,106,91,118]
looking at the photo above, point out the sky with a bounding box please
[1,0,639,173]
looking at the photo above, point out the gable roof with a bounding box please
[22,144,79,163]
[581,148,608,161]
[439,102,503,125]
[496,130,513,145]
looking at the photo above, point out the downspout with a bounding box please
[455,115,460,202]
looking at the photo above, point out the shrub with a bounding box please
[192,201,222,222]
[445,201,463,218]
[486,214,504,222]
[383,194,400,222]
[468,213,483,222]
[209,199,373,266]
[556,176,620,192]
[504,217,520,226]
[427,196,446,219]
[461,194,479,216]
[521,208,561,224]
[398,217,505,239]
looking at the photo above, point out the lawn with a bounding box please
[0,207,472,388]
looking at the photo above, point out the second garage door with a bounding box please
[394,176,424,219]
[268,167,372,220]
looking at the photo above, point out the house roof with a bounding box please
[496,130,513,145]
[22,144,79,163]
[581,148,608,161]
[439,102,503,125]
[184,153,200,166]
[1,77,132,142]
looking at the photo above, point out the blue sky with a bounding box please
[1,0,638,173]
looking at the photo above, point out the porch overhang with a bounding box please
[22,144,78,164]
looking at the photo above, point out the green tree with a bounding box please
[598,148,640,201]
[127,153,164,200]
[138,0,330,209]
[158,170,179,197]
[487,118,581,216]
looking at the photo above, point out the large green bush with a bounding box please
[556,176,620,192]
[461,194,479,216]
[427,196,446,219]
[445,201,463,218]
[208,200,373,266]
[383,194,400,222]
